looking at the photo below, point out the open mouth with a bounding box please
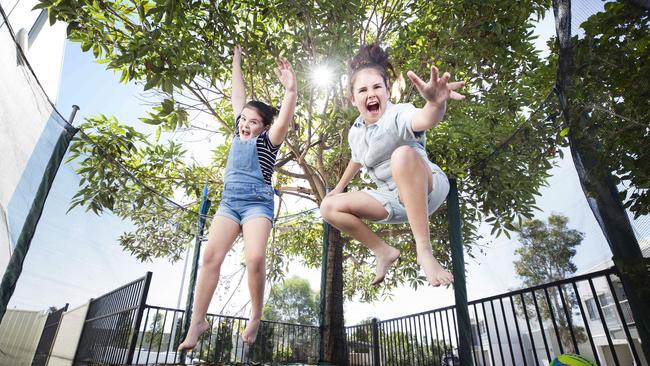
[367,101,380,113]
[241,129,251,137]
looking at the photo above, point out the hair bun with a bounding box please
[349,44,391,73]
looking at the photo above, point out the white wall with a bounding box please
[46,303,89,366]
[0,308,48,365]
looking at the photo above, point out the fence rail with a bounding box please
[346,266,646,366]
[67,267,645,365]
[73,272,152,365]
[132,305,319,365]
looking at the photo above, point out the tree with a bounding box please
[263,275,319,325]
[513,214,586,352]
[41,0,568,363]
[143,312,164,350]
[553,1,650,355]
[198,318,233,363]
[259,276,319,362]
[382,330,446,365]
[350,317,374,343]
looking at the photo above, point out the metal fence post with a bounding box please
[447,179,473,365]
[180,184,211,362]
[371,318,380,366]
[127,272,153,363]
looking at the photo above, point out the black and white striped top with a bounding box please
[235,116,280,185]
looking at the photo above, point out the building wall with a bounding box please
[475,297,532,366]
[0,308,48,365]
[0,0,67,274]
[46,303,89,366]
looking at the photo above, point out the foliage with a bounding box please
[263,275,319,325]
[514,215,582,284]
[567,2,650,218]
[248,321,275,363]
[40,0,595,301]
[382,330,447,365]
[513,214,586,352]
[350,317,374,343]
[199,318,233,362]
[143,312,164,349]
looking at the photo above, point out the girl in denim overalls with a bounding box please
[321,44,465,288]
[178,45,296,350]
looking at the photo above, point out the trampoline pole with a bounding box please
[179,184,211,362]
[447,178,473,365]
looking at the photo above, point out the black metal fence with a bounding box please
[32,304,68,366]
[132,305,320,365]
[69,267,645,365]
[73,272,151,365]
[346,266,647,366]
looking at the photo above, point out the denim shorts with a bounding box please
[215,183,275,225]
[364,168,449,224]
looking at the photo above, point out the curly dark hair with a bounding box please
[348,44,395,94]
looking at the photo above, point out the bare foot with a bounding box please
[177,318,210,351]
[417,253,453,287]
[242,318,261,345]
[370,247,401,286]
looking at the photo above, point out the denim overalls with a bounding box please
[215,134,275,225]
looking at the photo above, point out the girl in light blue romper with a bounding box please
[321,44,465,288]
[179,45,297,350]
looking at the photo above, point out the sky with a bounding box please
[8,1,649,326]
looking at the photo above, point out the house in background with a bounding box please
[575,237,650,366]
[469,237,650,366]
[471,297,535,366]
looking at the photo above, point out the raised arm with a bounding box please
[231,45,246,116]
[408,66,465,132]
[267,58,297,146]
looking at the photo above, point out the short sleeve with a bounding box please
[390,103,420,140]
[347,120,361,163]
[348,138,361,163]
[260,131,281,151]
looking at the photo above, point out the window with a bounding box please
[479,320,486,334]
[28,9,48,47]
[612,279,628,301]
[585,298,599,321]
[585,294,619,324]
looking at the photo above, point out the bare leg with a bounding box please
[178,216,241,351]
[320,191,400,285]
[241,217,273,344]
[391,146,453,287]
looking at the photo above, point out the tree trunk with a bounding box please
[553,0,650,360]
[322,226,348,365]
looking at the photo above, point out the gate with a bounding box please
[32,304,69,366]
[73,272,151,365]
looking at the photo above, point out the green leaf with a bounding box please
[559,127,569,137]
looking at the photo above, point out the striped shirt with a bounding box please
[235,116,280,185]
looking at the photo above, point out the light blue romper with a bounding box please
[348,102,449,224]
[215,134,275,225]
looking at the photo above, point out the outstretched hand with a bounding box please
[275,58,296,93]
[233,44,242,65]
[407,66,465,106]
